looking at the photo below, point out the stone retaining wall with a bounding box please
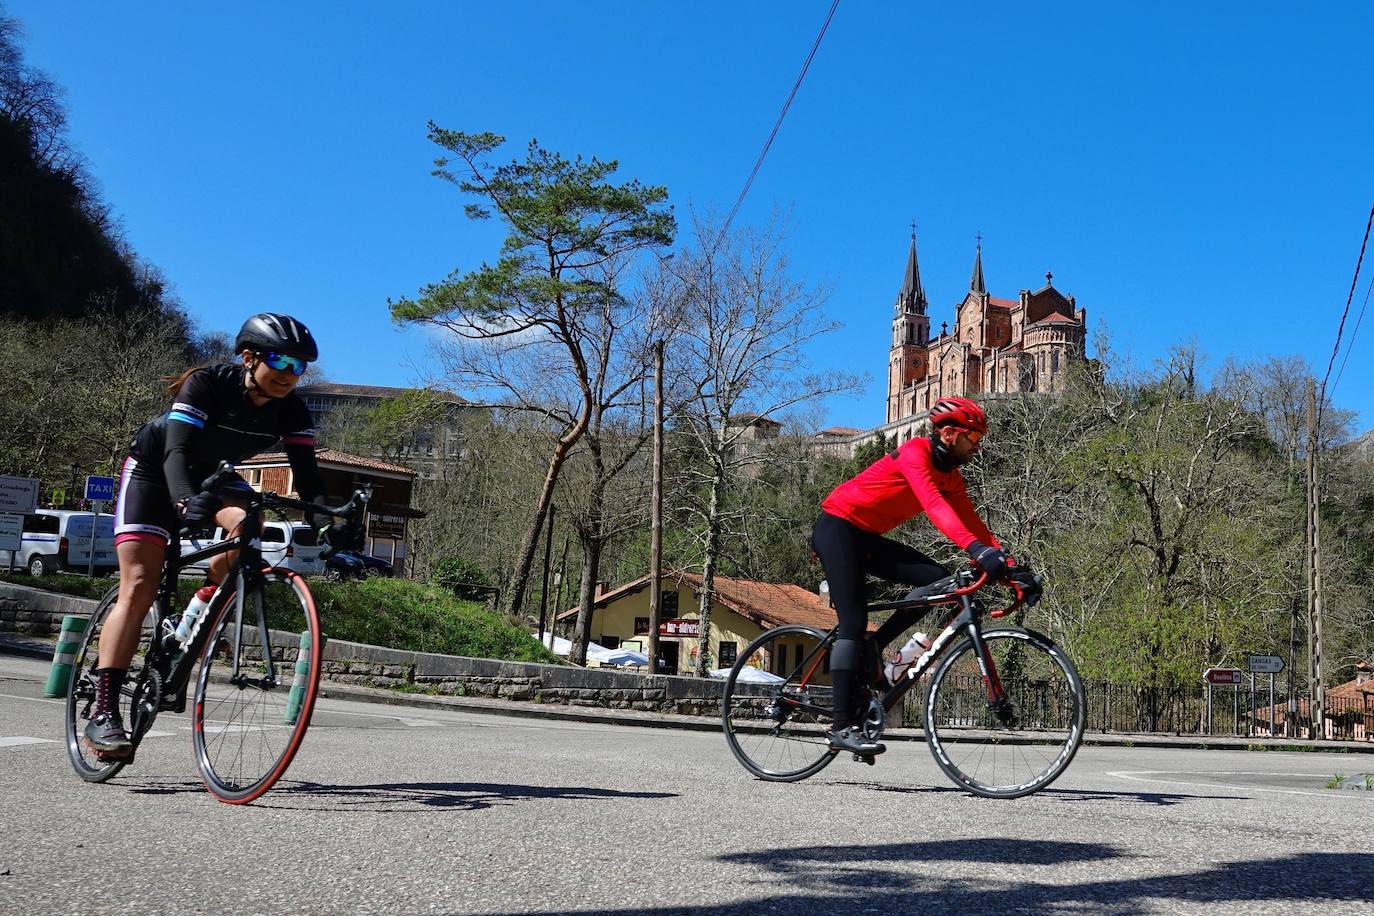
[0,581,726,717]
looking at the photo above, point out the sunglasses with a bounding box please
[962,429,984,445]
[261,352,308,376]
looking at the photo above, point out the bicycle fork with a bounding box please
[964,612,1014,726]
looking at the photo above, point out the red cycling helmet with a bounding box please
[929,397,988,434]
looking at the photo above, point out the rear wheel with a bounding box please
[721,624,838,782]
[923,626,1085,799]
[65,586,153,782]
[192,568,322,804]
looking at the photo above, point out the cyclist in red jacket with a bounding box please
[812,397,1040,756]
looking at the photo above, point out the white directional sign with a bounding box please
[0,512,21,552]
[1248,654,1284,674]
[0,475,38,514]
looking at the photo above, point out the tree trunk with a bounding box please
[694,457,726,677]
[502,429,583,618]
[571,515,604,667]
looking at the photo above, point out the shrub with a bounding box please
[428,555,497,602]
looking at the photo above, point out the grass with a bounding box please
[3,572,563,664]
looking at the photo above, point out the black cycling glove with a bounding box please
[179,491,222,527]
[1006,565,1043,606]
[966,540,1009,581]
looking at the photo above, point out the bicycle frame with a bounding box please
[777,569,1023,723]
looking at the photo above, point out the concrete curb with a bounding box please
[5,631,1372,754]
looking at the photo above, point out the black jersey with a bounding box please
[129,363,322,503]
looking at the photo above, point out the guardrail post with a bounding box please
[43,615,88,697]
[284,629,326,725]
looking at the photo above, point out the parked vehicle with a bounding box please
[323,550,393,581]
[17,511,117,577]
[179,520,325,576]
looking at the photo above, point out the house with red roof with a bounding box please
[556,570,870,678]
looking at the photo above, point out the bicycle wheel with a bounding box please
[722,624,838,782]
[64,586,151,782]
[923,626,1085,799]
[192,568,322,804]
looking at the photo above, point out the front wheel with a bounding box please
[923,626,1085,799]
[721,624,838,782]
[192,568,322,804]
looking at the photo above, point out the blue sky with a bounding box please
[9,2,1373,433]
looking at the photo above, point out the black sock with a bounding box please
[92,667,127,719]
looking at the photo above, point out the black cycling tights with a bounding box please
[810,511,949,730]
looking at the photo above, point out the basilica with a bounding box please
[886,231,1087,427]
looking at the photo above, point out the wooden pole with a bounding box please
[537,504,556,642]
[1305,380,1325,736]
[647,339,665,676]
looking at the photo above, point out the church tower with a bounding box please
[886,228,931,422]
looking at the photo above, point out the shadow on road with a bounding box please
[508,843,1374,914]
[834,780,1244,806]
[121,778,677,812]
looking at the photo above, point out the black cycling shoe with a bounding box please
[83,713,132,759]
[827,726,886,756]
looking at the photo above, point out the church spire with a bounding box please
[899,221,927,314]
[969,233,986,294]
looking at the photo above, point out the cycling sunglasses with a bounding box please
[261,352,308,376]
[961,429,985,445]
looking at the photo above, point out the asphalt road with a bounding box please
[1,653,1371,915]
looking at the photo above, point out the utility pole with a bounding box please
[1305,380,1325,736]
[647,339,665,676]
[1287,592,1299,739]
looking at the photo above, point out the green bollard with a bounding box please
[43,615,89,698]
[284,630,326,725]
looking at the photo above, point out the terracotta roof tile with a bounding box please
[239,448,416,477]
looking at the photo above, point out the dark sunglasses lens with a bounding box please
[265,353,306,376]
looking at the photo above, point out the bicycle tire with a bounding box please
[64,585,146,783]
[192,568,322,804]
[721,624,838,782]
[923,626,1085,799]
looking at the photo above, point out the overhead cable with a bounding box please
[716,0,841,249]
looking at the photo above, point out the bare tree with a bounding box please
[663,214,862,676]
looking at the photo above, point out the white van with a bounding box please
[18,510,117,577]
[179,521,325,577]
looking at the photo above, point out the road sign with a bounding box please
[1204,667,1243,685]
[0,476,38,514]
[1248,654,1285,674]
[0,512,21,552]
[85,475,115,502]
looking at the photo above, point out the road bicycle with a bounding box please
[63,463,371,804]
[721,568,1085,798]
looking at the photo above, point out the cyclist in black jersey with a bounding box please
[86,314,331,758]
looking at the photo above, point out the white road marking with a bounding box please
[1108,769,1374,800]
[398,718,442,727]
[0,736,58,747]
[0,692,64,706]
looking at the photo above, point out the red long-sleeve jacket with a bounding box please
[821,436,1000,550]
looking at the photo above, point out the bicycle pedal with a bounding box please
[852,753,876,766]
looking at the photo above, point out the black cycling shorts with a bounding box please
[113,456,250,547]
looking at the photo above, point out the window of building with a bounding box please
[662,591,679,616]
[601,635,621,649]
[718,641,737,666]
[1052,351,1060,374]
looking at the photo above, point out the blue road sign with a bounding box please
[85,475,115,502]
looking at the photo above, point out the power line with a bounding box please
[1318,201,1374,429]
[1329,267,1374,401]
[716,0,841,249]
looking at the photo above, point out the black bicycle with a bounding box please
[721,569,1085,798]
[64,463,371,804]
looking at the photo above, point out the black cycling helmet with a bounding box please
[234,313,319,362]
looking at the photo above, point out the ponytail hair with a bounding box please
[164,367,200,395]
